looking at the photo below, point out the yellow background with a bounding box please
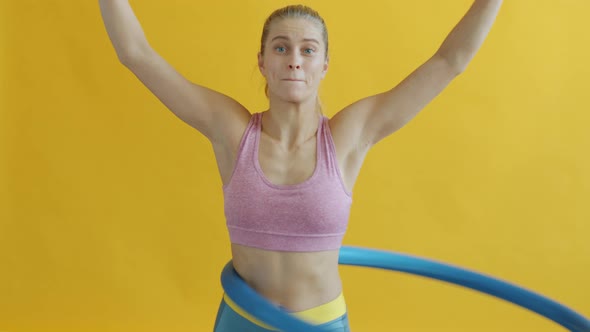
[2,0,589,331]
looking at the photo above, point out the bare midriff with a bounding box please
[230,243,343,312]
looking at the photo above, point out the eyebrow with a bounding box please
[270,35,320,45]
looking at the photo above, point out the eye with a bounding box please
[303,48,315,55]
[275,46,286,53]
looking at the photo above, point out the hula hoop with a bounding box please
[220,246,590,332]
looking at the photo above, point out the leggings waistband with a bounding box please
[223,292,347,329]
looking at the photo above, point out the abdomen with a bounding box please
[230,243,343,312]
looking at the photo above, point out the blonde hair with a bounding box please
[260,5,329,115]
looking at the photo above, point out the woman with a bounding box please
[99,1,503,331]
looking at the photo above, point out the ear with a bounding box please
[258,52,266,77]
[321,56,329,79]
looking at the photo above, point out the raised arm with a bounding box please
[98,0,149,60]
[437,0,504,72]
[98,0,250,143]
[331,0,503,150]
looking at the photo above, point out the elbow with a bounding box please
[117,52,132,66]
[445,55,468,75]
[118,50,142,66]
[118,45,152,66]
[451,62,468,75]
[436,51,470,75]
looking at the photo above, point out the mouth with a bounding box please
[282,79,305,82]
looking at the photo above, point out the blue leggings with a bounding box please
[213,293,350,332]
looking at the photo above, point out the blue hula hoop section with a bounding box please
[220,246,590,332]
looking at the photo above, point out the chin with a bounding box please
[279,90,312,104]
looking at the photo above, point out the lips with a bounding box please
[282,79,305,82]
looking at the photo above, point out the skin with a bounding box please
[226,0,505,309]
[231,17,349,312]
[105,0,503,314]
[257,18,329,150]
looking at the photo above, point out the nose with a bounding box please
[288,64,301,70]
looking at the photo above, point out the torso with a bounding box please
[211,112,369,311]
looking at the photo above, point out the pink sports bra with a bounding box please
[222,112,353,252]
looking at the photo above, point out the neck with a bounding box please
[263,96,321,150]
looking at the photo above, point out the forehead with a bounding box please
[268,18,323,43]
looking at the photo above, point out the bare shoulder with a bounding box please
[209,101,252,149]
[209,105,253,186]
[327,102,375,192]
[328,99,374,159]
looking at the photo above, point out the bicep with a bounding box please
[338,54,460,148]
[121,49,250,143]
